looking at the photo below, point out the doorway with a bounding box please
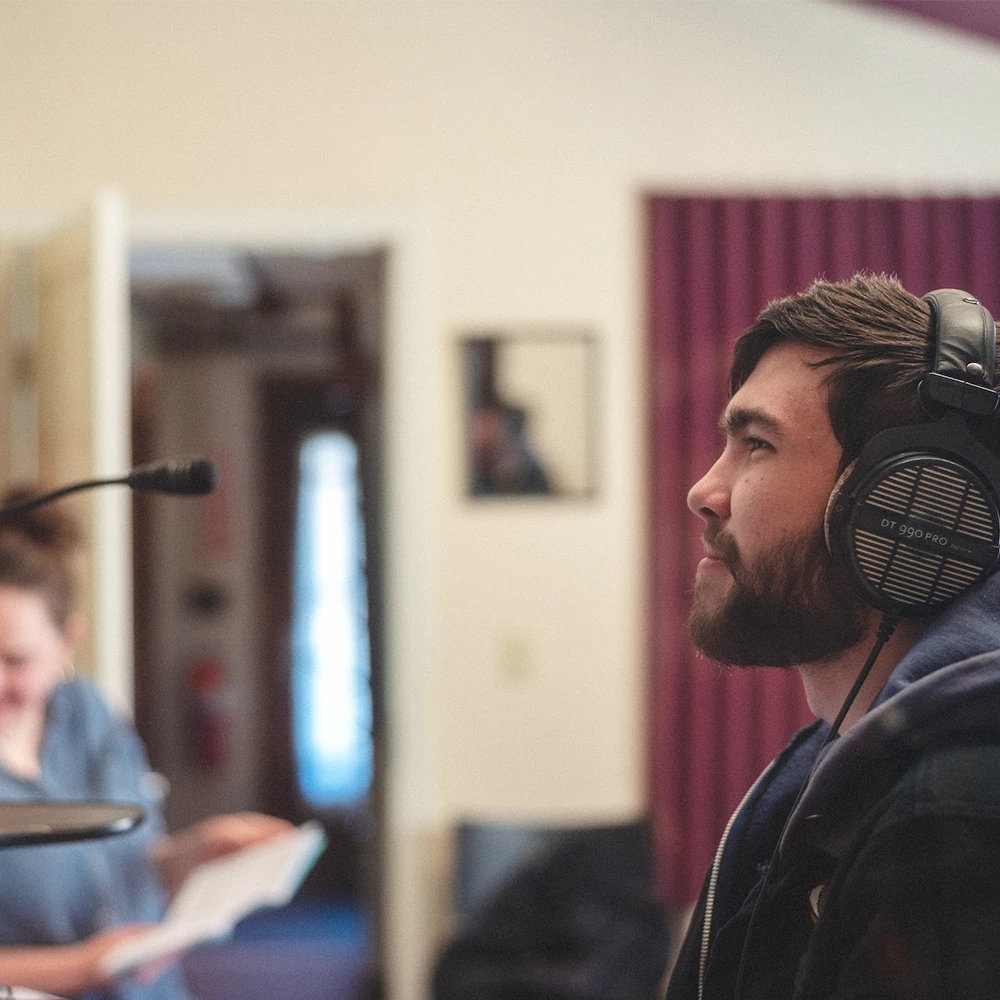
[130,246,385,998]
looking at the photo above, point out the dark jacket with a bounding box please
[667,571,1000,1000]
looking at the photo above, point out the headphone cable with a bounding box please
[730,610,900,999]
[821,611,900,748]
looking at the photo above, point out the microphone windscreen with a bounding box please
[127,458,219,496]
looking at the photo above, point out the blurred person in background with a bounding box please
[0,491,291,999]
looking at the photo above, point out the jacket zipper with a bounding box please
[698,766,771,1000]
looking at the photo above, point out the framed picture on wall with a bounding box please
[461,329,598,500]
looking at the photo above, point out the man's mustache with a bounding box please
[703,523,741,571]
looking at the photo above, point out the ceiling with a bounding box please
[856,1,1000,47]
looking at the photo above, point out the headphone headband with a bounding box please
[923,289,998,416]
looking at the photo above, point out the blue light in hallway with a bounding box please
[292,431,373,807]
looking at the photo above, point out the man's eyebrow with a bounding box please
[719,405,783,438]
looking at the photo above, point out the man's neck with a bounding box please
[797,616,927,733]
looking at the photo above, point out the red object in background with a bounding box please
[183,656,231,771]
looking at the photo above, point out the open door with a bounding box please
[33,191,133,712]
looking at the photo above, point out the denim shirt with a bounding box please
[0,680,194,1000]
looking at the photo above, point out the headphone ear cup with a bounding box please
[825,289,1000,617]
[825,424,1000,617]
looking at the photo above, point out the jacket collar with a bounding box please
[780,572,1000,860]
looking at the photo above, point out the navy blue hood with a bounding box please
[782,571,1000,856]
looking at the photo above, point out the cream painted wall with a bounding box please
[5,2,1000,997]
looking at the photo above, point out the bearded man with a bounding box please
[665,274,1000,1000]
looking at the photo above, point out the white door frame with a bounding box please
[132,209,441,1000]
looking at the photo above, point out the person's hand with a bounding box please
[0,925,160,998]
[179,812,295,864]
[70,923,158,992]
[150,812,295,894]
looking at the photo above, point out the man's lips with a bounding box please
[696,549,729,575]
[697,531,739,576]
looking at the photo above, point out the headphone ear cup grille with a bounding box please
[841,455,1000,614]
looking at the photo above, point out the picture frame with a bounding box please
[461,329,598,500]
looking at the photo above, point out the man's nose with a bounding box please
[687,457,730,522]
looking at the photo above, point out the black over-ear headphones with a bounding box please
[825,289,1000,618]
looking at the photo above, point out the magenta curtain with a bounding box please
[647,195,1000,904]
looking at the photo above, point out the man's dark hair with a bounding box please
[730,273,1000,472]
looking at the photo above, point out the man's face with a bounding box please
[686,342,871,667]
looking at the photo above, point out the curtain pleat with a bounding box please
[647,193,1000,904]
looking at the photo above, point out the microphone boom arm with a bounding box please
[0,458,219,523]
[0,477,130,524]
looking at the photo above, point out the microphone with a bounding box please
[125,458,219,496]
[0,458,219,523]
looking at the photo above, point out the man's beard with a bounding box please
[687,522,870,667]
